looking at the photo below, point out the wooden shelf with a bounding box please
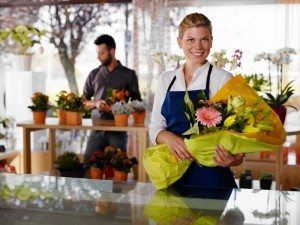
[0,151,20,161]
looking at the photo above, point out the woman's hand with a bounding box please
[156,131,193,161]
[213,145,245,167]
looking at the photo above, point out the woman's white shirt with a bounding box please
[149,61,232,144]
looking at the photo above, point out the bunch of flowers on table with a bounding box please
[143,75,286,189]
[105,88,130,106]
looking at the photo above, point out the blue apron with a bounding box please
[161,64,237,188]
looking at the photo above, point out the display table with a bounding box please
[0,173,299,224]
[16,118,149,182]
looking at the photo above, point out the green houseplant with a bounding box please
[263,81,296,123]
[254,47,297,123]
[239,169,253,189]
[55,151,84,178]
[0,25,47,55]
[259,172,273,190]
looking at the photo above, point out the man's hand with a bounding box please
[96,100,112,112]
[213,145,245,167]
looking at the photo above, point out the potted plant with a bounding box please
[254,47,297,124]
[103,146,116,179]
[87,150,106,179]
[129,100,146,124]
[65,92,84,125]
[54,90,68,124]
[239,169,253,189]
[54,151,84,178]
[259,172,273,190]
[263,81,296,123]
[111,101,133,126]
[110,149,138,181]
[28,92,52,124]
[0,25,48,70]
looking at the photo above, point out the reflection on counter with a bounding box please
[0,173,299,224]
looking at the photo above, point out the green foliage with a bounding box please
[259,172,273,180]
[0,25,48,54]
[54,90,68,110]
[244,73,270,92]
[55,151,82,170]
[65,92,84,112]
[110,149,138,173]
[263,81,295,107]
[240,169,253,178]
[27,92,52,112]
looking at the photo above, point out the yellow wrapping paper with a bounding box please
[185,130,280,167]
[143,189,218,225]
[211,75,286,145]
[143,75,286,189]
[143,144,191,190]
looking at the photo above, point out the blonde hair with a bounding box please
[178,13,212,38]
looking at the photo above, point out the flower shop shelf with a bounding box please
[16,118,149,182]
[0,150,19,162]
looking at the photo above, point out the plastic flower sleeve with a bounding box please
[143,144,191,189]
[185,130,280,167]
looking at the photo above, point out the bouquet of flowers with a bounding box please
[143,75,286,189]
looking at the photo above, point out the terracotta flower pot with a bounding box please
[114,114,128,126]
[66,111,82,125]
[132,111,146,124]
[33,111,47,124]
[114,170,128,181]
[89,167,103,179]
[57,109,67,125]
[104,165,114,179]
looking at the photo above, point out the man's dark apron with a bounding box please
[161,64,237,188]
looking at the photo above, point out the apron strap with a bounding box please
[167,76,177,92]
[167,63,213,94]
[205,64,213,99]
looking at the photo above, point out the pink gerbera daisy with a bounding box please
[195,107,222,127]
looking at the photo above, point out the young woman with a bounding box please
[149,13,245,188]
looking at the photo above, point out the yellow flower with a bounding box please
[242,125,260,134]
[223,115,237,127]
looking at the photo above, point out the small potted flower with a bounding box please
[54,90,68,124]
[239,169,253,189]
[110,149,138,181]
[111,101,133,126]
[87,150,106,179]
[28,92,52,124]
[103,146,116,179]
[65,92,84,125]
[55,151,84,178]
[259,172,273,190]
[129,100,146,124]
